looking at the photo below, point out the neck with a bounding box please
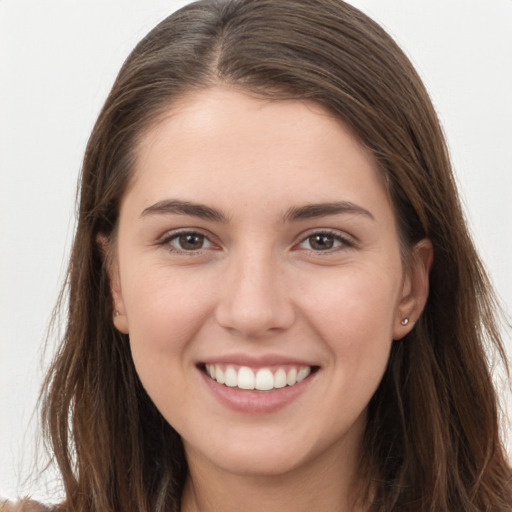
[180,433,365,512]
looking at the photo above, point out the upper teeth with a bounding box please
[205,364,311,390]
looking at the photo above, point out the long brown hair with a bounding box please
[41,1,512,510]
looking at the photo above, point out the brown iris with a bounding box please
[178,233,205,250]
[308,234,335,250]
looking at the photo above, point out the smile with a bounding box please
[204,364,312,391]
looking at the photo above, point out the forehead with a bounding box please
[124,86,390,218]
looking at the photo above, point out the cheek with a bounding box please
[302,263,399,331]
[121,268,217,425]
[122,266,214,369]
[297,265,400,377]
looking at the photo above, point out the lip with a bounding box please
[201,352,316,368]
[198,359,318,414]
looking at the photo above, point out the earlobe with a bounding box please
[109,270,130,334]
[113,309,129,334]
[393,238,433,340]
[96,234,130,335]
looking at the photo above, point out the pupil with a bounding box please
[311,234,333,250]
[179,233,203,250]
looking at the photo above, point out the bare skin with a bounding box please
[110,87,432,511]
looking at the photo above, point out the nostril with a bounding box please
[214,296,296,338]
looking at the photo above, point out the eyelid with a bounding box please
[295,228,356,251]
[157,228,220,253]
[155,227,355,254]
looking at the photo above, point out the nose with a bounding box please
[214,249,296,338]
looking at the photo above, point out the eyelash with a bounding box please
[158,230,215,254]
[158,228,355,255]
[296,230,355,253]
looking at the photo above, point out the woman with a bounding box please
[4,0,511,510]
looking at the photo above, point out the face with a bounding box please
[110,87,429,480]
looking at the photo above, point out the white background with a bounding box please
[1,0,511,502]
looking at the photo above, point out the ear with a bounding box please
[97,234,129,334]
[393,238,433,340]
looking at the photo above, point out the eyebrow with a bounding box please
[140,199,374,223]
[283,201,375,222]
[140,199,229,222]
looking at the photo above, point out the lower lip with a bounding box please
[200,369,315,414]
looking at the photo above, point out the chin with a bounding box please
[183,417,363,480]
[205,445,312,478]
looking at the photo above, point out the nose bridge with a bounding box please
[215,243,294,337]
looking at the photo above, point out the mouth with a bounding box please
[200,363,319,391]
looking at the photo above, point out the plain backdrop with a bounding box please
[1,0,511,502]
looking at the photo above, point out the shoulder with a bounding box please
[1,499,53,512]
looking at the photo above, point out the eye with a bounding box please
[297,231,353,252]
[163,231,213,252]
